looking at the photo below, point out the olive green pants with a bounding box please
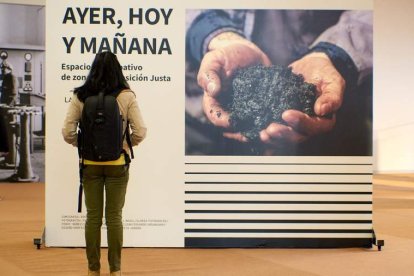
[83,165,129,273]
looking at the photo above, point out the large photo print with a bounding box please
[0,4,45,182]
[185,10,372,156]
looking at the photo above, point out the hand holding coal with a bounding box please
[201,43,345,147]
[223,65,317,141]
[199,32,271,129]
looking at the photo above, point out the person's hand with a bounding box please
[199,32,271,129]
[259,52,346,146]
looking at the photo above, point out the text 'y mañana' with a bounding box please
[63,36,172,55]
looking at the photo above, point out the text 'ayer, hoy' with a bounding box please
[62,7,173,25]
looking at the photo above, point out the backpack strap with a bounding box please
[77,129,84,213]
[77,158,84,213]
[123,120,134,159]
[116,89,134,160]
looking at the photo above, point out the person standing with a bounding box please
[62,51,147,276]
[0,61,17,158]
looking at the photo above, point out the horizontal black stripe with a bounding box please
[185,237,373,248]
[185,163,372,166]
[185,191,372,195]
[186,172,372,175]
[185,200,372,204]
[185,210,372,214]
[185,229,373,233]
[185,182,372,185]
[185,219,372,224]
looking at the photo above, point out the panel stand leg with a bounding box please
[33,227,45,250]
[372,229,385,251]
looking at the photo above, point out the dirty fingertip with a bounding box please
[207,82,216,95]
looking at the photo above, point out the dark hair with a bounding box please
[74,51,129,102]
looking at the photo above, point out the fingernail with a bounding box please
[282,112,298,126]
[320,103,331,116]
[207,82,216,95]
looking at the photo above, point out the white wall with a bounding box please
[374,0,414,172]
[0,4,44,46]
[0,0,44,5]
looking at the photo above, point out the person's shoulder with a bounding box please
[118,89,136,98]
[117,89,137,105]
[71,93,83,105]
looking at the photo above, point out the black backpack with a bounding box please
[78,89,133,161]
[76,89,133,212]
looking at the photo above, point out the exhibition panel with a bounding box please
[45,0,373,247]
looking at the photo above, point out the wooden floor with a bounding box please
[0,174,413,276]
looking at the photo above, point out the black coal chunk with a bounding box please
[224,65,317,141]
